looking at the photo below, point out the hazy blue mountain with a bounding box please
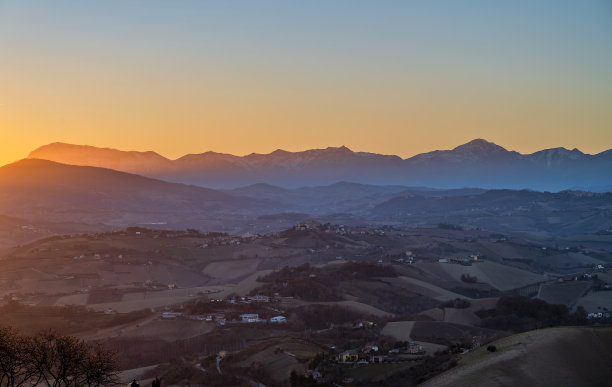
[227,181,415,215]
[29,139,612,191]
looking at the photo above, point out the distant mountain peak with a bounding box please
[29,142,165,158]
[28,142,170,173]
[453,139,507,153]
[323,145,353,153]
[529,146,586,166]
[270,149,291,156]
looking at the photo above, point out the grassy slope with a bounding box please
[422,326,612,387]
[431,261,547,291]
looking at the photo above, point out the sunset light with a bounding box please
[0,2,611,386]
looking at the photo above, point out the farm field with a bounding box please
[388,276,471,301]
[596,271,612,283]
[419,308,445,321]
[42,272,270,312]
[443,307,482,326]
[310,300,392,318]
[422,261,547,291]
[576,291,612,313]
[417,298,497,326]
[240,346,305,382]
[379,322,449,356]
[475,241,534,259]
[537,281,591,307]
[381,321,416,341]
[234,339,323,382]
[202,258,262,282]
[212,270,272,298]
[413,340,448,355]
[338,279,438,315]
[118,365,160,385]
[86,296,197,313]
[536,252,605,268]
[53,293,89,306]
[347,362,415,382]
[117,319,215,341]
[410,321,504,345]
[52,285,230,309]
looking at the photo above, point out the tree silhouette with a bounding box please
[0,326,39,387]
[0,328,117,387]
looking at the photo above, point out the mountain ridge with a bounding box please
[28,139,612,191]
[0,158,267,228]
[31,139,612,163]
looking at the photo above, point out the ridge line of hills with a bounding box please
[28,139,612,191]
[0,158,611,244]
[29,138,612,162]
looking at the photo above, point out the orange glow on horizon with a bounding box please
[1,1,610,166]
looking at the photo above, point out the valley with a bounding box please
[1,221,611,385]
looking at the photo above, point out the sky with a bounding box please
[0,0,611,165]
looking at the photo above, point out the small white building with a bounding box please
[240,313,260,323]
[250,295,271,303]
[162,312,183,319]
[269,316,287,323]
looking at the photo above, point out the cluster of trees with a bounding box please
[254,264,342,301]
[460,274,478,283]
[437,223,464,231]
[440,298,471,309]
[477,296,587,332]
[253,261,398,301]
[0,327,117,387]
[292,305,370,330]
[259,262,398,284]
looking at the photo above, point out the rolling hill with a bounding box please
[369,189,612,235]
[227,182,416,215]
[422,326,612,387]
[0,158,264,228]
[2,159,609,236]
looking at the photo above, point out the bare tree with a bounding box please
[0,326,40,387]
[30,331,86,387]
[79,341,119,387]
[30,331,118,387]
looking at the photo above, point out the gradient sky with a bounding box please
[0,0,611,165]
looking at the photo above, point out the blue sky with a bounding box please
[0,1,610,162]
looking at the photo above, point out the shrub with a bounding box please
[460,274,478,283]
[440,298,471,309]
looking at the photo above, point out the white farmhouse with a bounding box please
[270,316,287,323]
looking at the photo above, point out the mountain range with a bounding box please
[29,139,612,191]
